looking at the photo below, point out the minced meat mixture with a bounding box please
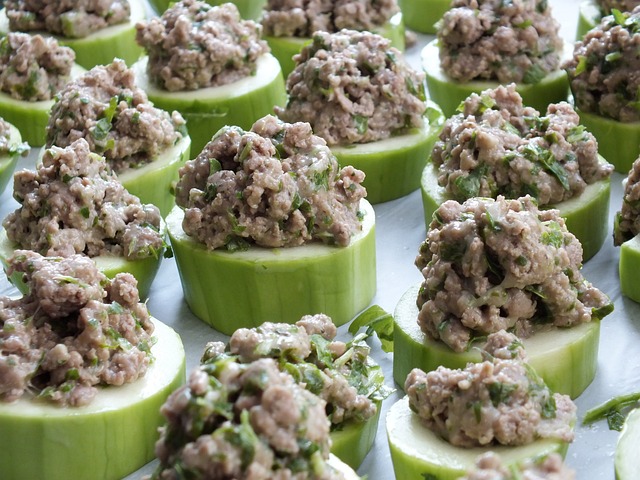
[0,116,28,156]
[152,356,345,479]
[564,6,640,122]
[437,0,563,84]
[3,139,165,261]
[275,29,426,146]
[135,1,268,92]
[415,195,613,353]
[460,452,575,480]
[0,32,75,102]
[5,0,130,38]
[597,0,640,15]
[405,331,576,448]
[0,251,154,406]
[431,84,613,206]
[614,156,640,245]
[261,0,398,37]
[46,59,186,173]
[175,115,366,250]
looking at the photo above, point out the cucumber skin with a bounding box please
[576,1,600,40]
[0,125,23,192]
[166,201,377,335]
[331,400,381,469]
[148,0,267,19]
[0,95,50,147]
[398,0,450,34]
[615,407,640,479]
[620,235,640,304]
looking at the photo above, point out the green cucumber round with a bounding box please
[576,1,601,40]
[619,235,640,304]
[265,12,406,79]
[397,0,450,34]
[0,317,186,480]
[419,159,611,261]
[615,407,640,479]
[133,54,286,156]
[328,453,361,479]
[386,396,569,480]
[166,200,377,335]
[393,284,601,399]
[422,39,571,117]
[148,0,267,19]
[330,400,381,470]
[0,124,23,193]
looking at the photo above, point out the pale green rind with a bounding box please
[393,284,601,398]
[148,0,267,19]
[167,200,377,335]
[615,407,640,479]
[620,235,640,304]
[133,54,287,156]
[328,454,361,480]
[387,397,568,480]
[0,318,186,480]
[0,124,23,192]
[330,400,381,469]
[398,0,450,34]
[422,40,571,117]
[419,159,611,261]
[576,1,601,40]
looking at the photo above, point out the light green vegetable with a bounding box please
[148,0,267,19]
[620,235,640,303]
[576,1,603,39]
[0,124,26,192]
[397,0,450,34]
[616,407,640,479]
[331,404,381,469]
[583,392,640,430]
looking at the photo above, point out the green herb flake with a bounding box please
[80,206,90,219]
[574,55,588,75]
[523,64,546,84]
[488,381,517,407]
[348,305,394,353]
[353,115,369,135]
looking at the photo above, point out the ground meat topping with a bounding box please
[431,84,613,206]
[275,29,427,146]
[46,59,186,174]
[460,452,575,479]
[564,7,640,122]
[597,0,640,15]
[175,115,367,250]
[0,251,154,407]
[261,0,398,37]
[5,0,131,38]
[415,195,613,353]
[0,116,28,157]
[614,157,640,245]
[437,0,563,83]
[2,139,164,261]
[135,1,268,92]
[405,335,576,448]
[0,33,75,102]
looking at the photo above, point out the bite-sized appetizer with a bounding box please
[261,0,405,78]
[459,451,575,479]
[388,332,576,479]
[0,251,185,480]
[45,59,191,216]
[397,0,450,34]
[0,139,168,298]
[422,0,570,117]
[149,0,267,20]
[167,115,376,334]
[276,29,444,204]
[0,0,145,69]
[421,83,613,260]
[394,195,614,397]
[0,115,28,193]
[133,0,286,155]
[577,0,640,39]
[565,6,640,173]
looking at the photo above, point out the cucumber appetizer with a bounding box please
[397,0,450,34]
[149,0,267,19]
[0,121,28,193]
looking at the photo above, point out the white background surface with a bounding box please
[1,0,639,478]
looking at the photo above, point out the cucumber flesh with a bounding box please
[576,1,601,39]
[615,407,640,479]
[398,0,450,34]
[166,200,377,335]
[0,124,23,193]
[148,0,267,19]
[620,235,640,304]
[0,317,186,480]
[386,396,568,480]
[328,454,361,479]
[330,400,381,469]
[393,284,601,399]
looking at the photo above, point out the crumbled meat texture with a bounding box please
[460,452,575,479]
[564,6,640,122]
[275,29,426,146]
[431,84,613,206]
[597,0,640,15]
[0,33,75,102]
[174,115,366,250]
[45,59,186,174]
[135,1,268,92]
[0,116,29,157]
[153,357,345,479]
[261,0,398,37]
[2,139,164,261]
[614,156,640,245]
[437,0,563,83]
[5,0,130,38]
[0,251,154,406]
[415,196,613,353]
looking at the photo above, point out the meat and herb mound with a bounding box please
[431,84,613,206]
[5,0,131,38]
[0,32,75,102]
[415,195,613,353]
[405,330,576,448]
[597,0,640,15]
[564,6,640,122]
[437,0,563,84]
[460,451,575,479]
[135,0,268,92]
[614,157,640,245]
[46,59,186,173]
[261,0,398,37]
[3,138,164,261]
[175,115,367,250]
[0,250,155,406]
[275,29,426,146]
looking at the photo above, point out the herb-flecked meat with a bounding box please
[460,452,575,479]
[597,0,640,15]
[614,156,640,245]
[0,116,28,156]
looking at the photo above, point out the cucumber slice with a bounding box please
[620,235,640,304]
[397,0,450,34]
[386,396,569,480]
[0,317,186,480]
[328,454,361,479]
[331,400,381,470]
[265,12,406,79]
[132,54,286,156]
[0,1,145,69]
[393,284,601,399]
[148,0,267,19]
[0,124,23,193]
[615,407,640,479]
[419,159,611,261]
[166,200,377,335]
[422,39,571,117]
[576,1,601,39]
